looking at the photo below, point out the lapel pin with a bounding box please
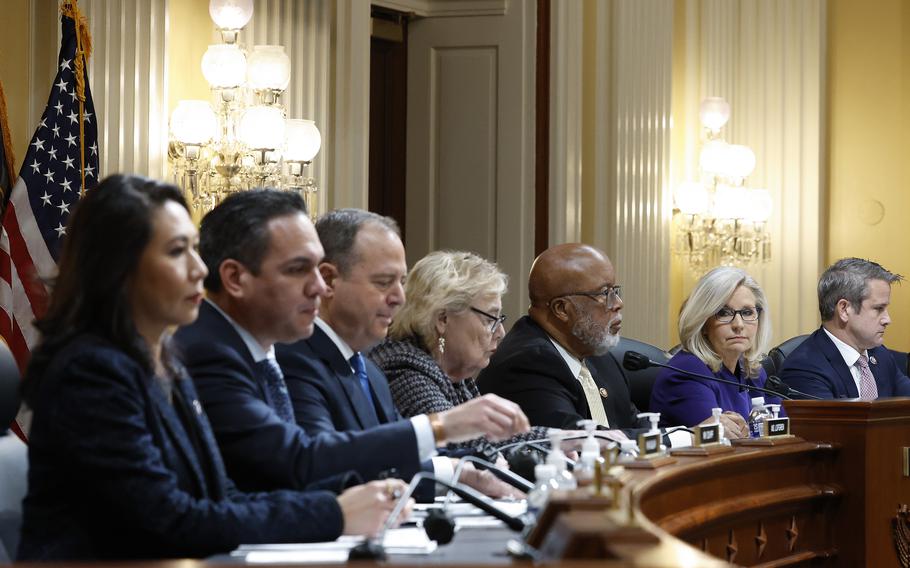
[599,387,609,398]
[870,355,878,365]
[192,399,204,416]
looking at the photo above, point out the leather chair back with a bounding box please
[767,334,810,377]
[607,337,671,413]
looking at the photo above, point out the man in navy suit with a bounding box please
[276,209,525,496]
[175,191,527,494]
[779,257,910,400]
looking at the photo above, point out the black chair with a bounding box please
[0,341,24,564]
[607,337,671,413]
[766,334,810,377]
[888,349,909,377]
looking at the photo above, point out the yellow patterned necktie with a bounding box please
[578,364,610,427]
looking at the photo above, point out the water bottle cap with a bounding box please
[750,396,765,406]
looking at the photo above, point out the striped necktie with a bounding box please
[578,364,610,427]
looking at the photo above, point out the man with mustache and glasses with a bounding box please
[477,243,737,444]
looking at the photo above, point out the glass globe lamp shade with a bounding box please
[674,181,709,215]
[238,106,286,150]
[170,100,218,145]
[247,46,291,92]
[201,44,247,89]
[209,0,254,30]
[722,144,757,180]
[699,97,731,131]
[285,119,322,162]
[699,140,729,175]
[747,189,773,223]
[712,185,750,220]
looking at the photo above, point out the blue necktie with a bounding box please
[350,352,379,422]
[255,358,294,423]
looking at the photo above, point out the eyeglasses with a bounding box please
[549,285,623,310]
[469,306,507,333]
[714,306,762,324]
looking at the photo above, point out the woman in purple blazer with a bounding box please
[650,267,780,431]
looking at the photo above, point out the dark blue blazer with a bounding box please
[174,302,421,492]
[476,316,649,434]
[277,325,405,433]
[779,327,910,400]
[18,334,342,561]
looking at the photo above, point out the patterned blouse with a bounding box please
[368,335,550,454]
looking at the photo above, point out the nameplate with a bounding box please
[637,432,662,458]
[763,417,790,438]
[692,424,721,447]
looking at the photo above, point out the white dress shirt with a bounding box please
[822,327,866,396]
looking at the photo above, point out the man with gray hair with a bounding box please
[779,257,910,399]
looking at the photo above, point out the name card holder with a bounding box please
[625,432,676,469]
[732,417,803,447]
[670,423,734,457]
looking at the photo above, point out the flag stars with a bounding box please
[60,178,73,193]
[84,164,95,178]
[54,223,66,238]
[54,102,64,115]
[62,155,75,170]
[51,124,60,138]
[64,133,77,147]
[57,200,70,215]
[47,148,58,161]
[68,90,77,103]
[31,138,45,152]
[60,58,71,71]
[43,169,54,184]
[38,117,47,130]
[55,78,68,92]
[89,142,98,156]
[83,111,92,124]
[67,110,78,125]
[40,191,53,207]
[30,159,41,174]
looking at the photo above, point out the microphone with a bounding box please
[764,375,822,400]
[450,454,534,494]
[622,351,792,400]
[349,471,531,560]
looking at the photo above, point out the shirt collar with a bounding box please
[822,326,866,367]
[315,317,356,363]
[205,298,274,363]
[548,334,583,378]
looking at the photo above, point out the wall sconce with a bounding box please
[673,97,772,270]
[168,0,322,218]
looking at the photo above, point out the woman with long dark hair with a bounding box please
[18,175,405,561]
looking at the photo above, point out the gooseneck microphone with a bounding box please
[764,374,821,400]
[449,454,534,495]
[622,351,793,400]
[348,471,531,560]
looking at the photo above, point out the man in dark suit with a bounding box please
[276,209,527,496]
[175,192,527,494]
[779,257,910,399]
[476,243,745,443]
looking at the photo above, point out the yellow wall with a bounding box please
[166,0,212,120]
[827,0,910,350]
[0,0,34,161]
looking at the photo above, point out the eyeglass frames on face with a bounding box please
[714,306,762,324]
[548,285,623,310]
[469,306,507,333]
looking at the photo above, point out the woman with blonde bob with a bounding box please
[649,266,780,431]
[369,251,551,452]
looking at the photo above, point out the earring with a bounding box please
[438,336,446,355]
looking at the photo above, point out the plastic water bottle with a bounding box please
[712,407,731,445]
[574,420,602,488]
[527,464,560,515]
[547,429,578,490]
[748,397,771,438]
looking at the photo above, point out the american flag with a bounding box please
[1,6,98,437]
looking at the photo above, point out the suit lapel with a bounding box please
[308,327,377,429]
[816,329,860,398]
[148,378,208,495]
[174,376,229,499]
[366,363,393,423]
